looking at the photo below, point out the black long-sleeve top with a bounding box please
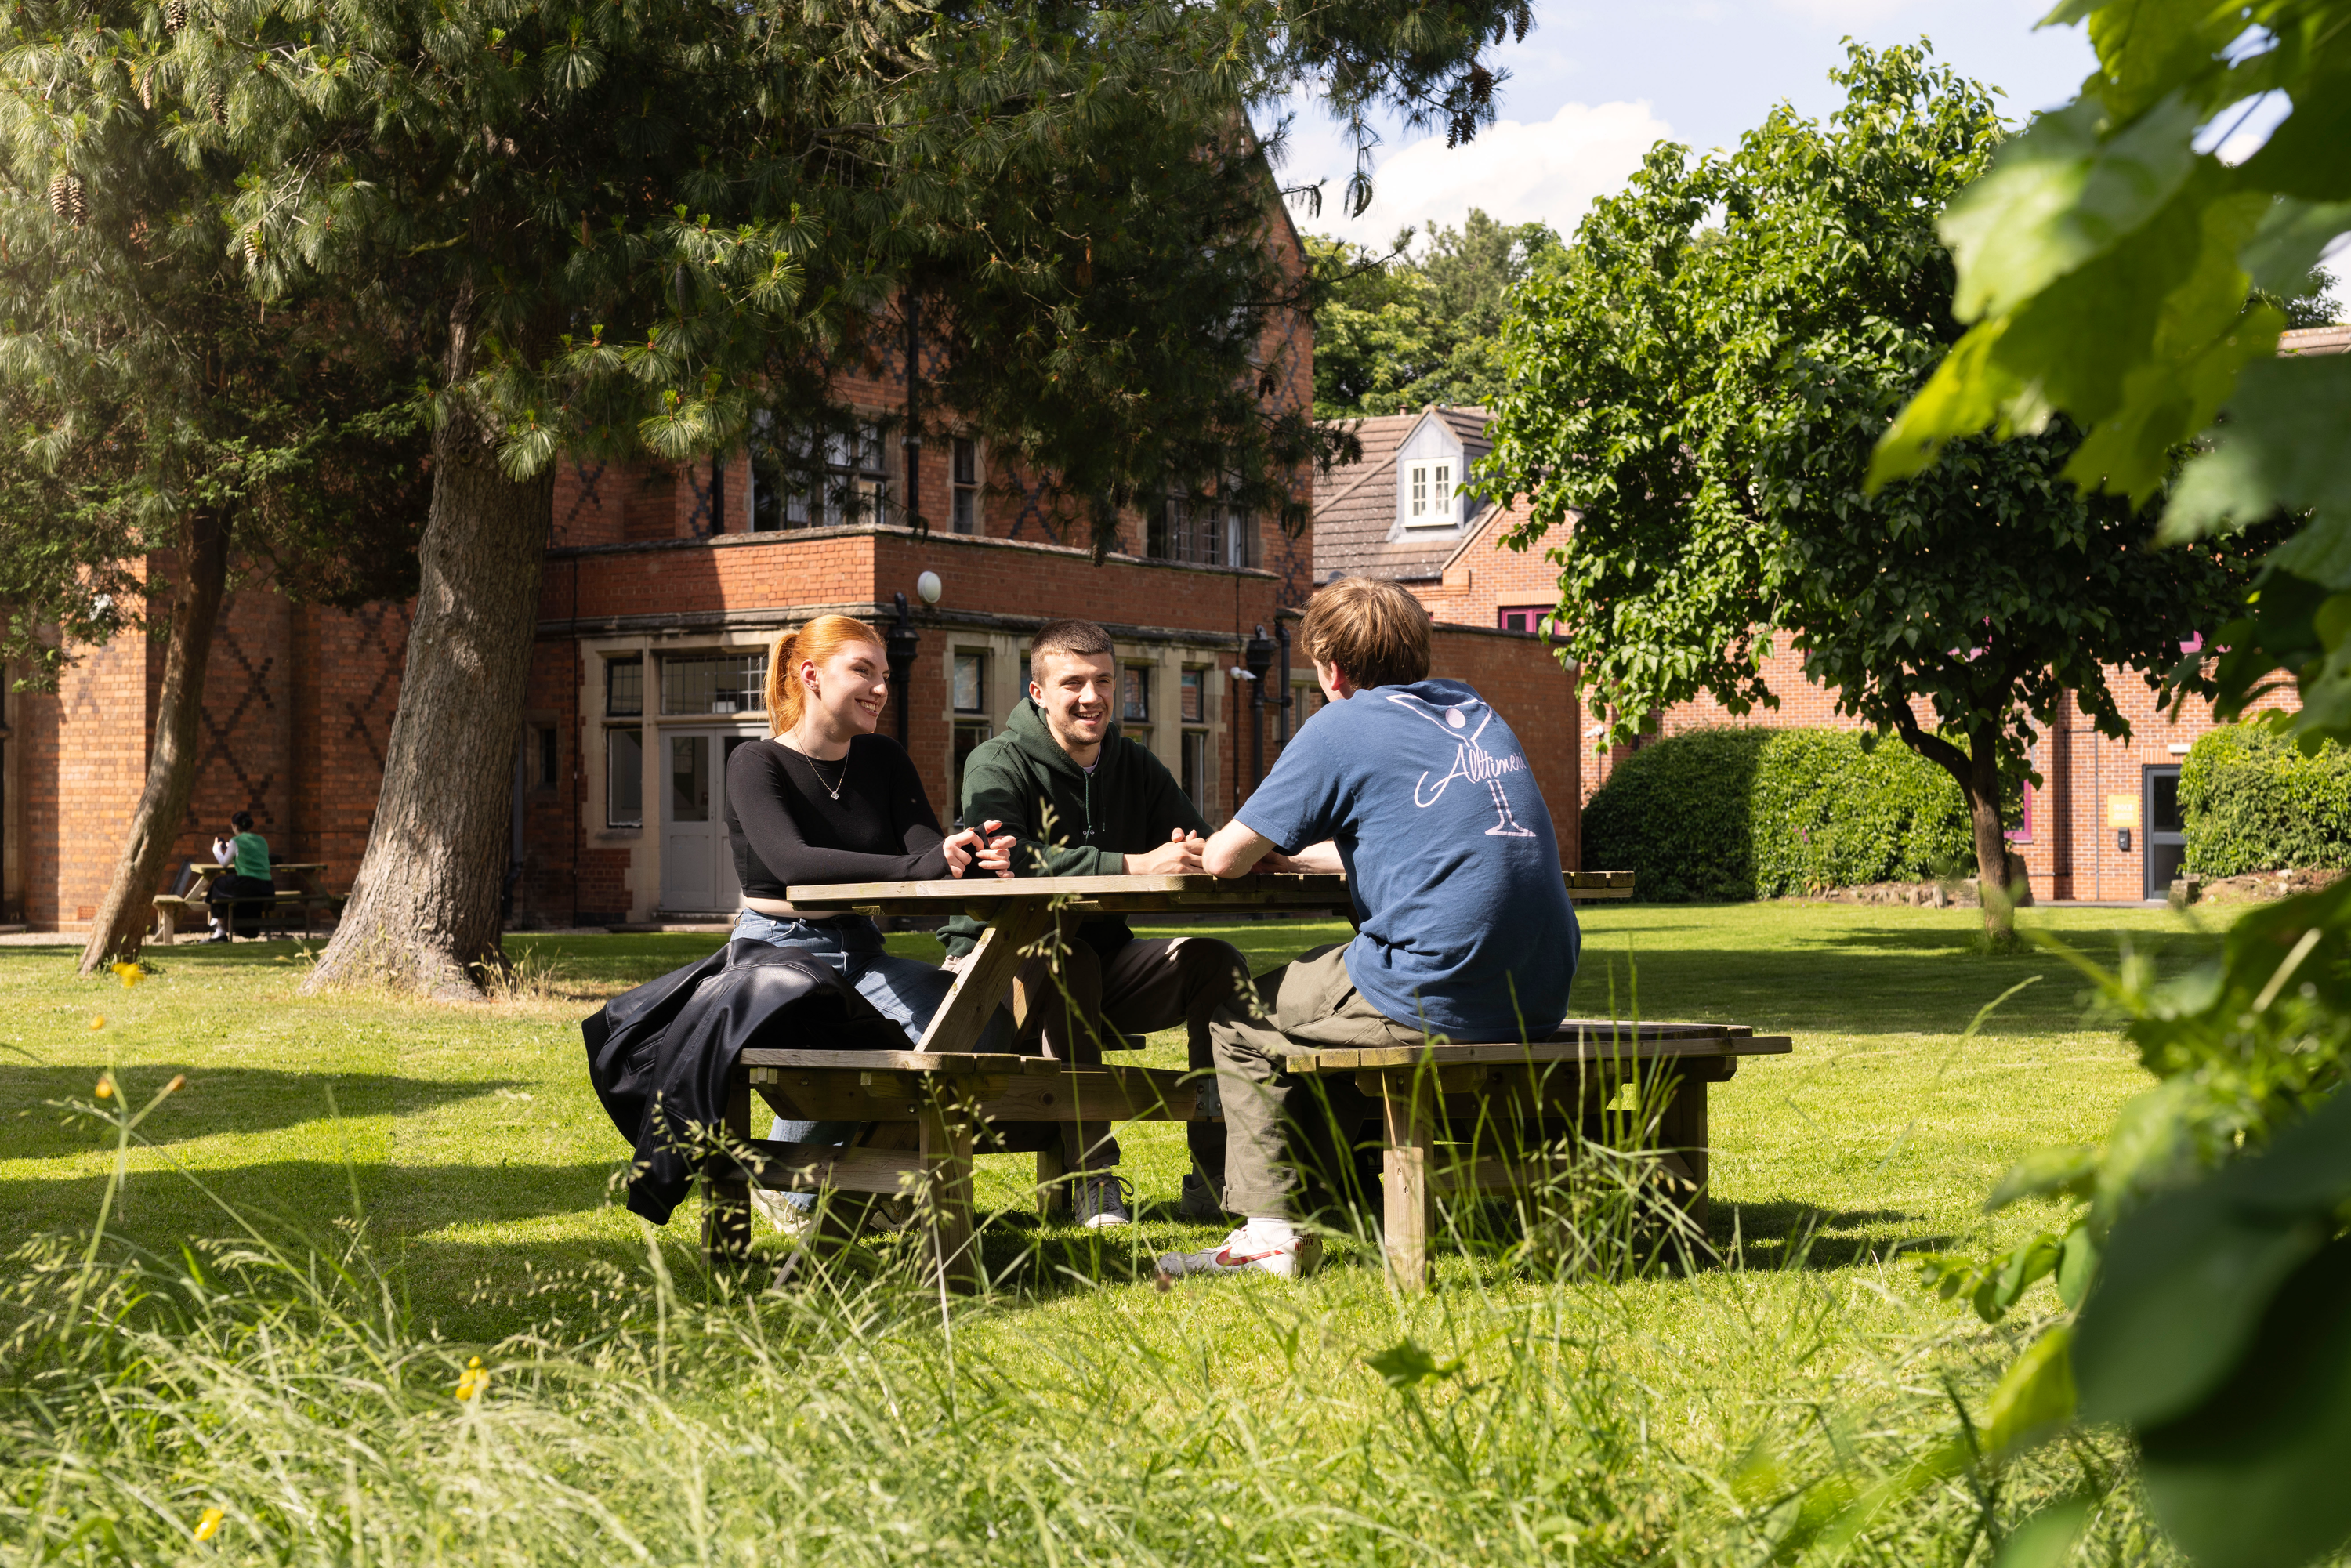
[726,735,949,898]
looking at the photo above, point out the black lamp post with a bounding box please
[1273,619,1293,745]
[886,590,919,750]
[1244,623,1274,788]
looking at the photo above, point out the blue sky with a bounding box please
[1278,0,2101,249]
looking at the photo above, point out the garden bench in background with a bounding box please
[151,861,345,943]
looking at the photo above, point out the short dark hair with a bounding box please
[1029,619,1113,664]
[230,810,254,831]
[1300,577,1431,690]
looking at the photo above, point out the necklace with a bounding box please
[803,749,849,802]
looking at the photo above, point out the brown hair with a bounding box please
[763,614,885,736]
[1029,619,1114,665]
[1299,577,1431,690]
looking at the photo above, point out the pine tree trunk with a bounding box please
[303,290,550,999]
[77,507,234,974]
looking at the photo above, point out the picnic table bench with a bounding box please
[705,868,1787,1291]
[152,861,344,943]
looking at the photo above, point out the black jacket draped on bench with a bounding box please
[582,940,907,1223]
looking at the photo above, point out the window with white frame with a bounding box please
[748,411,891,530]
[1407,462,1454,527]
[1150,491,1258,567]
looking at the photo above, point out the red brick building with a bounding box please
[1,226,1588,930]
[1317,324,2348,902]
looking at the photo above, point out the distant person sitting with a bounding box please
[205,811,273,943]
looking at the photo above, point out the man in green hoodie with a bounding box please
[942,619,1252,1228]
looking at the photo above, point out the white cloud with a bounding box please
[1302,100,1672,249]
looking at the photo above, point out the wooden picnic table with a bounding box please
[153,861,341,943]
[708,867,1787,1291]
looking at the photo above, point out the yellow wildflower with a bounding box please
[454,1356,489,1401]
[94,1077,113,1099]
[110,961,144,989]
[194,1507,224,1541]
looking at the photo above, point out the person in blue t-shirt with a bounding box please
[1157,577,1580,1280]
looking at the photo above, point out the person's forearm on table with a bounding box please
[1203,820,1275,878]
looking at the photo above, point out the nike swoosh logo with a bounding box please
[1215,1247,1286,1266]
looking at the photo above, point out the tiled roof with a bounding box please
[2281,324,2351,357]
[1313,406,1495,583]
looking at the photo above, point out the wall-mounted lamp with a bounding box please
[915,570,943,607]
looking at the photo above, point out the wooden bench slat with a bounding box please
[1284,1033,1793,1074]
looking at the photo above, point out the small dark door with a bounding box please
[2144,765,2186,900]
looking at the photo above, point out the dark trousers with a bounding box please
[207,875,274,934]
[1014,929,1252,1178]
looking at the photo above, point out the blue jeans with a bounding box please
[732,909,1008,1208]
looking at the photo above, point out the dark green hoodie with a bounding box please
[939,696,1211,959]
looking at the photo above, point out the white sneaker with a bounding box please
[749,1187,814,1239]
[1074,1174,1132,1228]
[1156,1219,1322,1280]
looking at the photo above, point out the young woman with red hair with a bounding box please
[724,614,1015,1229]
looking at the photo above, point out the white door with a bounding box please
[662,730,754,913]
[663,732,718,911]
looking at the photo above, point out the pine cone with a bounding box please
[241,228,259,264]
[165,0,187,34]
[139,68,153,110]
[208,86,226,123]
[48,172,86,225]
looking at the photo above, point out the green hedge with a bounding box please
[1582,726,1974,901]
[2180,722,2351,878]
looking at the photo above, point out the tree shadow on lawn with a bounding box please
[5,1157,625,1267]
[1719,1198,1950,1273]
[1,1063,515,1159]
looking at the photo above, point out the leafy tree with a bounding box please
[1476,42,2271,943]
[0,30,425,972]
[1848,3,2351,1563]
[1308,209,1559,418]
[38,0,1527,996]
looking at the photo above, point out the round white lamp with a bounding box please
[915,570,943,607]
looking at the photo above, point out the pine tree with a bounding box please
[2,13,425,972]
[77,0,1527,994]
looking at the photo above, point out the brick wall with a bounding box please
[20,559,154,927]
[1409,498,1563,630]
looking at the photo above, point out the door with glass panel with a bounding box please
[662,730,756,911]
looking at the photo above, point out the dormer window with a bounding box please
[1393,411,1475,535]
[1405,461,1453,527]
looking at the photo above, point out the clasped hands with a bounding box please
[1123,828,1299,875]
[941,819,1017,878]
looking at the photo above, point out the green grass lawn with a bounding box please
[1,902,2212,1563]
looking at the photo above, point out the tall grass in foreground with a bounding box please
[1,1194,2170,1566]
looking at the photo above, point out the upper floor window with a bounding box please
[748,411,890,530]
[951,437,981,534]
[1149,493,1258,567]
[1407,462,1454,527]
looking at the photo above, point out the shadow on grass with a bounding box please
[1,1064,514,1157]
[1720,1198,1949,1271]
